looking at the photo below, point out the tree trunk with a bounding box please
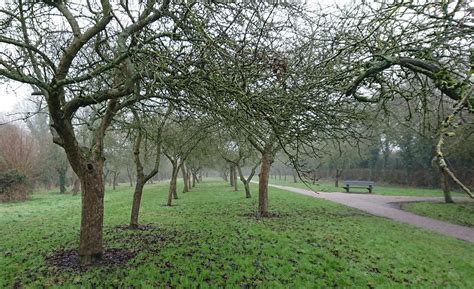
[233,165,238,191]
[103,168,110,187]
[229,164,234,187]
[130,177,145,229]
[441,170,454,203]
[293,172,297,183]
[192,172,197,187]
[78,160,105,266]
[237,165,251,198]
[172,173,179,199]
[187,167,192,190]
[112,171,118,190]
[244,182,251,198]
[126,166,133,187]
[168,177,176,206]
[58,168,67,194]
[258,147,273,217]
[168,164,179,205]
[182,163,189,193]
[223,171,228,182]
[129,117,162,229]
[335,169,342,188]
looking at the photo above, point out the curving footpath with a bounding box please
[267,183,474,244]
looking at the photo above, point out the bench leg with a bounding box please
[344,186,349,193]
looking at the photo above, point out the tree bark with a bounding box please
[172,170,179,199]
[168,163,179,205]
[237,165,251,198]
[182,162,189,193]
[58,168,67,194]
[103,168,110,187]
[335,169,342,188]
[112,171,118,190]
[187,167,192,190]
[130,177,145,228]
[441,170,454,203]
[258,146,273,217]
[78,159,105,265]
[233,165,238,191]
[60,99,119,266]
[229,164,234,186]
[192,172,197,187]
[126,166,133,187]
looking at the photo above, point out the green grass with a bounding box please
[402,201,474,228]
[267,176,464,197]
[1,179,473,287]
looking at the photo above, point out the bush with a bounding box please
[0,170,31,202]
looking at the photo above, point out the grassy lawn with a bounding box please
[1,179,473,287]
[267,176,465,197]
[401,201,474,228]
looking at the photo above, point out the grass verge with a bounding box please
[401,201,474,228]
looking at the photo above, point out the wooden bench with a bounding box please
[343,180,374,193]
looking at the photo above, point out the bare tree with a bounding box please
[339,1,473,198]
[129,105,170,228]
[0,0,174,264]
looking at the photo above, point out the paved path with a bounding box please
[266,183,474,244]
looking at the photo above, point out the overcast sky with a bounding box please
[0,0,350,114]
[0,83,30,113]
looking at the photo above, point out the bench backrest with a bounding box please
[343,180,374,186]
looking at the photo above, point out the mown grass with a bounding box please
[1,179,473,287]
[402,201,474,228]
[267,176,464,197]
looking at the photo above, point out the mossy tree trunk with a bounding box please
[229,164,234,187]
[441,170,454,203]
[182,162,189,193]
[187,167,192,190]
[237,160,260,199]
[233,166,238,191]
[57,167,67,194]
[258,145,274,217]
[130,113,163,228]
[335,169,343,188]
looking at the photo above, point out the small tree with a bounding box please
[129,106,170,228]
[0,0,174,264]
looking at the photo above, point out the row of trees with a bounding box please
[0,0,472,265]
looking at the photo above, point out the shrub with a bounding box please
[0,170,31,202]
